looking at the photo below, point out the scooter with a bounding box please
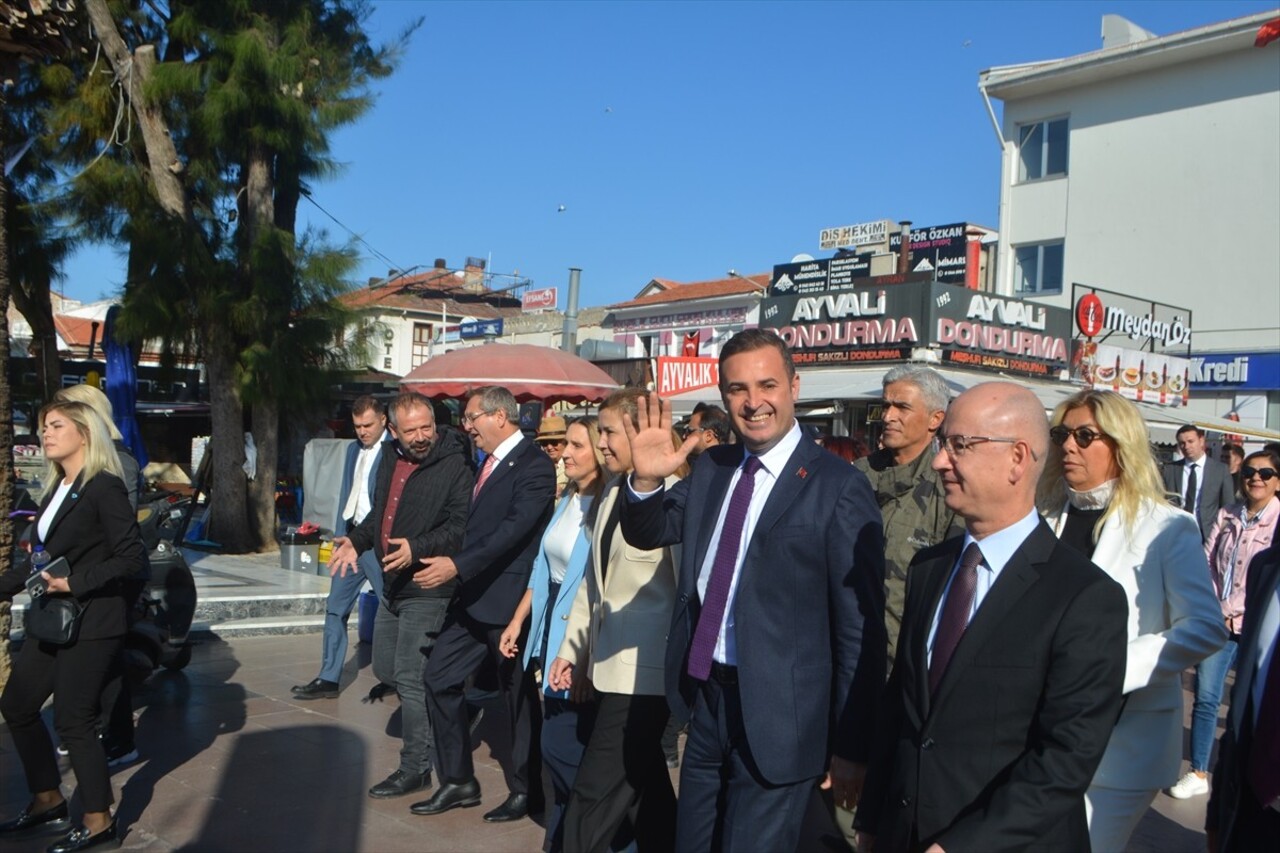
[120,491,198,682]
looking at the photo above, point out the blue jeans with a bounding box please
[372,595,449,776]
[318,549,384,684]
[1189,634,1238,772]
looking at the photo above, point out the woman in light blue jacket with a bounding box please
[500,416,605,853]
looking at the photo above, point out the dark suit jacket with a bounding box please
[453,435,555,625]
[1207,545,1280,850]
[1162,456,1235,538]
[621,438,886,784]
[857,521,1128,853]
[0,472,147,640]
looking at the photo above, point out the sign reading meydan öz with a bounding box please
[759,281,1072,377]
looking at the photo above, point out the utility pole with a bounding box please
[562,268,581,354]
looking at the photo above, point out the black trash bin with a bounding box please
[280,529,321,573]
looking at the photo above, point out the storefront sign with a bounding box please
[459,319,503,339]
[770,258,929,296]
[819,219,892,251]
[613,307,748,333]
[656,356,720,397]
[760,281,1071,377]
[1074,341,1190,406]
[521,287,558,312]
[1071,289,1193,347]
[1189,352,1280,390]
[888,223,970,286]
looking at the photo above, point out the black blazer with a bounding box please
[7,472,147,640]
[622,437,886,785]
[453,435,555,624]
[857,521,1128,853]
[1207,545,1280,850]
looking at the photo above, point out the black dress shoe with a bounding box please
[368,769,430,799]
[482,792,529,823]
[292,678,339,699]
[410,779,482,815]
[0,801,70,837]
[47,819,118,853]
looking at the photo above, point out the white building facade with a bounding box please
[980,11,1280,436]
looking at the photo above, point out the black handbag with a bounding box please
[24,595,84,646]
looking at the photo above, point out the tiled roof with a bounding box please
[609,274,769,310]
[52,314,100,347]
[340,271,522,320]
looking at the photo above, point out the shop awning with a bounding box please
[667,364,1280,441]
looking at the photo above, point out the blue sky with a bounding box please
[57,0,1279,310]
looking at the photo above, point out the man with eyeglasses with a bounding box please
[1163,424,1235,541]
[684,403,731,458]
[856,382,1127,853]
[412,386,555,824]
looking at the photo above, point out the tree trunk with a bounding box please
[203,341,251,552]
[10,281,60,405]
[249,397,279,551]
[0,113,17,580]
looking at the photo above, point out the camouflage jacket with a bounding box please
[854,445,960,665]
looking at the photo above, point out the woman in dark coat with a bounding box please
[0,400,147,853]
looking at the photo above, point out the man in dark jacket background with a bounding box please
[329,391,473,802]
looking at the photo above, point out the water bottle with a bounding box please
[31,545,50,575]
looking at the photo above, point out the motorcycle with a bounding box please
[121,490,198,683]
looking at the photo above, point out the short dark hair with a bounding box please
[1176,424,1204,439]
[351,395,385,417]
[718,329,795,385]
[695,405,731,443]
[1221,443,1244,460]
[1244,448,1280,472]
[389,391,434,423]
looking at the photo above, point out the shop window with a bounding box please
[1014,242,1065,294]
[1018,117,1068,181]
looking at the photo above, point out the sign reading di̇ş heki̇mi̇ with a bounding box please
[759,281,1072,378]
[656,356,719,397]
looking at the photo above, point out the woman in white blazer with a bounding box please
[1037,389,1226,853]
[550,387,681,853]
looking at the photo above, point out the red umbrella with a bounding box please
[399,343,621,404]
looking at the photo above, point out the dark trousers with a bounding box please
[372,595,449,776]
[542,695,597,853]
[0,635,122,812]
[675,674,816,853]
[1227,787,1280,853]
[423,608,541,796]
[565,691,676,853]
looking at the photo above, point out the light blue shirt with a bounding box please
[927,508,1042,667]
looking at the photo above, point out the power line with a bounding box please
[299,189,404,276]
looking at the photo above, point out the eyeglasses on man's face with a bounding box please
[1049,425,1110,449]
[936,433,1021,457]
[462,410,495,426]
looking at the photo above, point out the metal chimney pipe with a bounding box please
[896,221,913,275]
[562,268,581,353]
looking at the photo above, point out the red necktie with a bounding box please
[473,454,498,500]
[687,456,762,680]
[929,542,982,696]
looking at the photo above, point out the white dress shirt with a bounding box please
[927,508,1041,666]
[342,435,386,525]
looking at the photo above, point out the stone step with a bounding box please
[193,591,328,625]
[191,612,331,639]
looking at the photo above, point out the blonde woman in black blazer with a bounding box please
[0,401,146,853]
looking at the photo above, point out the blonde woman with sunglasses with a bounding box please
[1037,389,1226,852]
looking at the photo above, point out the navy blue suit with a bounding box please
[622,437,886,850]
[423,435,555,796]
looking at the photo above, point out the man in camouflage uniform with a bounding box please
[854,365,959,666]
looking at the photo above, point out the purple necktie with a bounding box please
[929,542,982,696]
[687,456,763,681]
[1248,636,1280,807]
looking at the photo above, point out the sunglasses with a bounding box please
[1242,465,1278,482]
[1049,425,1109,448]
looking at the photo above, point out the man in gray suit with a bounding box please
[1162,424,1235,540]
